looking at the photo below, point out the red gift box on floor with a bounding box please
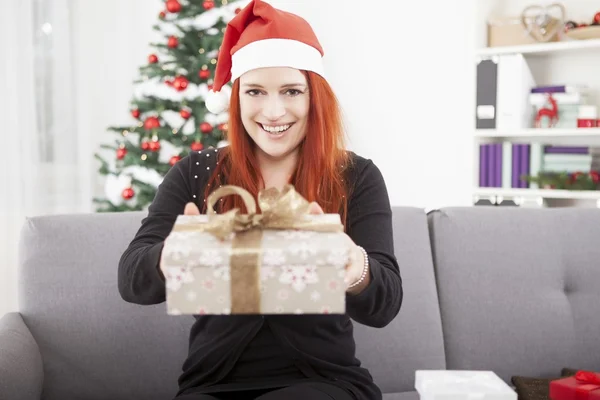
[550,370,600,400]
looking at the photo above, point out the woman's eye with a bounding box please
[246,89,261,96]
[286,89,302,96]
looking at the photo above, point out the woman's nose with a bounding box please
[262,95,286,120]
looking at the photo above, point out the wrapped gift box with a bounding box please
[549,370,600,400]
[415,370,517,400]
[161,185,351,315]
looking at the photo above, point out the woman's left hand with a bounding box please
[307,202,370,294]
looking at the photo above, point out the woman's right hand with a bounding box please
[159,202,201,281]
[184,202,201,215]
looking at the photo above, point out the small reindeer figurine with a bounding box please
[535,93,559,128]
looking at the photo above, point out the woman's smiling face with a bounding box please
[238,67,310,162]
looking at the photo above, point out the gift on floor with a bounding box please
[161,184,351,315]
[549,370,600,400]
[415,370,517,400]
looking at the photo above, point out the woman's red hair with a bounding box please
[203,71,352,228]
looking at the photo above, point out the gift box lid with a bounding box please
[415,370,517,399]
[174,213,343,225]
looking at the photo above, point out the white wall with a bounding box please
[1,0,477,316]
[70,0,166,201]
[269,0,477,210]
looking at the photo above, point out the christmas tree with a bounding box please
[94,0,246,212]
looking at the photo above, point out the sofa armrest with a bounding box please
[0,312,44,400]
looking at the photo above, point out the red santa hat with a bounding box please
[204,0,325,114]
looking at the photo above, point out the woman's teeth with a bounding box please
[261,123,291,134]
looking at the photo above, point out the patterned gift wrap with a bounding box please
[161,185,351,315]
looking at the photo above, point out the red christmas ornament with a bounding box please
[218,123,228,131]
[594,12,600,24]
[200,122,213,133]
[148,54,158,64]
[166,0,181,13]
[180,109,191,119]
[191,141,204,151]
[170,155,182,166]
[149,140,161,152]
[590,171,600,183]
[168,36,179,48]
[141,141,150,151]
[203,0,215,10]
[122,187,135,200]
[159,11,166,19]
[198,69,211,79]
[131,109,140,119]
[116,147,127,160]
[172,76,189,92]
[144,116,161,130]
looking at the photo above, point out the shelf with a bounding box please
[475,128,600,145]
[476,38,600,57]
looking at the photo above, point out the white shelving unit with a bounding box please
[473,34,600,207]
[475,128,600,146]
[476,38,600,57]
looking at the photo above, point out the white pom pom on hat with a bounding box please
[205,85,231,114]
[206,0,327,114]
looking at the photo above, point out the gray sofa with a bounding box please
[1,206,599,400]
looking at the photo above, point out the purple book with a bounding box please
[544,146,589,154]
[519,144,530,188]
[531,85,567,93]
[479,145,487,187]
[512,144,520,188]
[495,143,502,187]
[488,144,495,188]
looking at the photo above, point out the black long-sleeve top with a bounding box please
[117,148,403,400]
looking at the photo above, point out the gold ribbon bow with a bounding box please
[174,184,344,314]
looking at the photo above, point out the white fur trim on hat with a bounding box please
[231,38,325,81]
[205,84,231,114]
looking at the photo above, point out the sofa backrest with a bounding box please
[428,207,600,382]
[17,206,445,400]
[19,212,191,400]
[353,207,446,393]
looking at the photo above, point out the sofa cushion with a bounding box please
[383,391,419,400]
[428,207,600,384]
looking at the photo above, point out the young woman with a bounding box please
[118,1,403,399]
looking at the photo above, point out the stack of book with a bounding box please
[530,84,590,129]
[479,144,593,189]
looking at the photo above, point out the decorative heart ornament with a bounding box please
[520,3,565,42]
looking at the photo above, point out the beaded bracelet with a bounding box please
[348,246,369,289]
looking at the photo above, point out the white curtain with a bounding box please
[1,0,90,316]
